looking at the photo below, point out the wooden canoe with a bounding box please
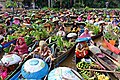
[91,45,120,79]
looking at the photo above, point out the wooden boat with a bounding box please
[89,44,120,79]
[92,50,120,79]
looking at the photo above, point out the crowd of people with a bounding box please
[0,9,120,79]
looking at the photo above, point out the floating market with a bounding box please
[0,0,120,80]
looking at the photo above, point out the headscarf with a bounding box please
[13,37,28,55]
[16,37,26,46]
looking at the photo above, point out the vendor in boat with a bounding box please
[77,16,82,22]
[0,62,7,80]
[23,17,31,26]
[11,37,28,57]
[0,24,6,43]
[56,26,66,37]
[5,18,12,26]
[29,40,55,62]
[79,28,94,44]
[79,28,91,38]
[75,41,89,61]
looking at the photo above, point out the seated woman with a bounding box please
[11,37,28,57]
[79,28,91,38]
[30,40,55,62]
[75,41,89,62]
[56,27,66,37]
[79,28,94,45]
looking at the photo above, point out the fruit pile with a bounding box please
[76,59,110,80]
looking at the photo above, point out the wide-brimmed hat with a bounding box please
[24,17,30,19]
[14,17,20,20]
[52,17,59,22]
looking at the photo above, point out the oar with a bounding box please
[99,46,118,62]
[77,68,120,74]
[71,69,83,80]
[105,54,120,67]
[89,56,106,70]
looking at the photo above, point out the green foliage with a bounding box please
[104,32,118,41]
[7,35,18,41]
[30,23,49,40]
[84,6,90,11]
[24,35,33,45]
[116,66,120,71]
[63,40,74,49]
[93,26,100,35]
[5,0,17,8]
[57,36,64,51]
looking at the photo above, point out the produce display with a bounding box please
[76,58,110,80]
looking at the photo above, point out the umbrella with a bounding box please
[76,37,91,43]
[48,67,83,80]
[1,54,21,66]
[67,33,77,38]
[21,58,48,79]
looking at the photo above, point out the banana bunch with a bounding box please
[98,74,109,80]
[76,61,90,69]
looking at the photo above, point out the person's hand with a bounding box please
[51,58,56,61]
[11,44,15,46]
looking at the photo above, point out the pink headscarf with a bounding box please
[79,28,91,38]
[13,37,28,55]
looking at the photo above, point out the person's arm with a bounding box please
[19,44,27,48]
[48,49,55,61]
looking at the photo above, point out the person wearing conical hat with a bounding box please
[56,27,66,37]
[5,18,11,26]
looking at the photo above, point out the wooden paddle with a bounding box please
[100,46,118,62]
[71,69,83,80]
[77,68,120,74]
[105,54,120,67]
